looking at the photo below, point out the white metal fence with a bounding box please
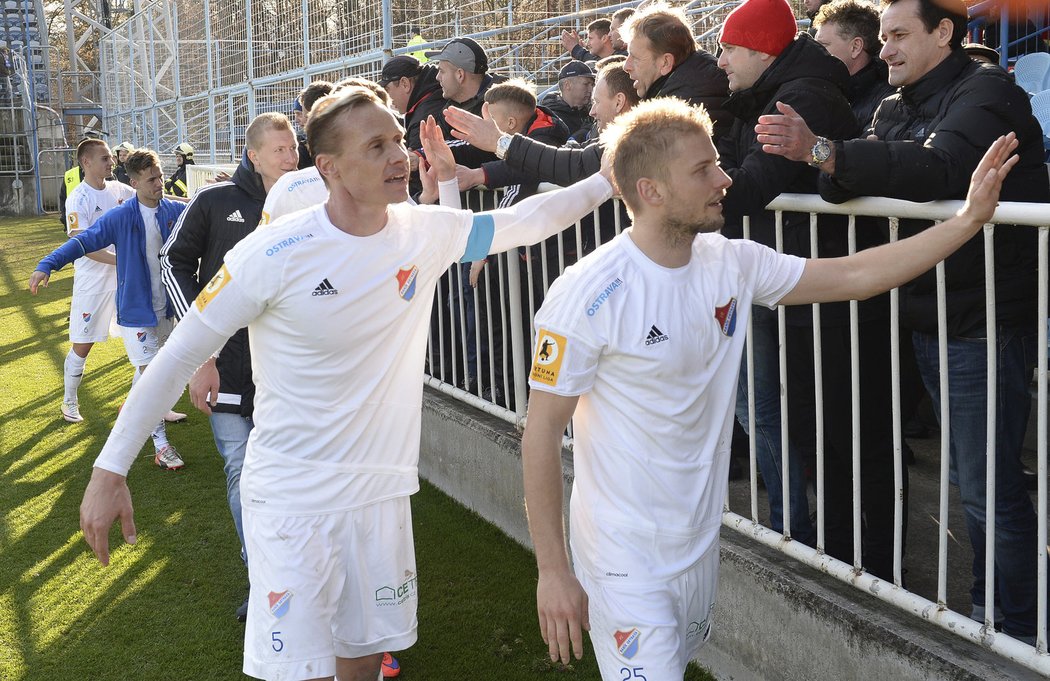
[422,187,1050,674]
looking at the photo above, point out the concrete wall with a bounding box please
[419,387,1043,681]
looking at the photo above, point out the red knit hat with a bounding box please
[719,0,798,57]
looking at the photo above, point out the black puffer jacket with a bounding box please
[643,49,732,140]
[820,49,1050,335]
[847,57,895,131]
[539,91,593,141]
[404,64,445,152]
[718,33,865,325]
[160,156,267,416]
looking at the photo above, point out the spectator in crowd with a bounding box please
[160,112,299,622]
[165,142,194,198]
[427,37,494,132]
[804,0,832,25]
[520,93,1020,678]
[813,0,895,129]
[113,141,134,185]
[539,60,595,141]
[609,7,635,52]
[406,26,429,62]
[456,79,571,403]
[31,149,189,471]
[443,57,638,188]
[621,2,733,138]
[47,139,134,423]
[759,0,1050,640]
[78,87,618,681]
[295,80,333,168]
[380,55,444,153]
[717,0,894,564]
[560,18,624,62]
[963,41,1001,64]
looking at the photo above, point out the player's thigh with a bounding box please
[332,496,418,658]
[579,551,719,681]
[69,290,116,343]
[118,318,171,367]
[242,511,349,681]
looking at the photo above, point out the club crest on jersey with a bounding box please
[614,629,640,659]
[714,297,737,337]
[396,265,419,301]
[268,590,292,618]
[136,331,147,342]
[82,312,92,322]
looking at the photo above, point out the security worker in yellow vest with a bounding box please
[165,142,194,197]
[407,27,429,62]
[58,164,84,228]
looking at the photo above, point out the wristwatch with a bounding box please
[495,133,512,160]
[809,136,831,167]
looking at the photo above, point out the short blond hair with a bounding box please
[245,112,295,151]
[484,79,536,117]
[601,97,713,212]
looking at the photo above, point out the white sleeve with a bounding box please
[93,270,267,475]
[458,173,614,262]
[438,178,462,209]
[527,274,604,396]
[739,241,806,309]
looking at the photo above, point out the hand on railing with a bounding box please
[445,104,502,153]
[420,116,456,182]
[958,132,1019,227]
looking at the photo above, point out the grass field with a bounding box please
[0,214,715,680]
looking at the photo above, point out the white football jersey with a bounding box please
[65,180,135,293]
[259,166,326,225]
[192,201,480,515]
[529,231,805,584]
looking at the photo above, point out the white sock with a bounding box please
[63,349,87,403]
[132,365,169,451]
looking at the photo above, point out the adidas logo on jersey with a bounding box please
[226,210,245,223]
[644,325,669,346]
[93,205,102,213]
[312,278,338,296]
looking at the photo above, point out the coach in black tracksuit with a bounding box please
[159,114,298,620]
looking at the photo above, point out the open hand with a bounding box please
[959,133,1019,226]
[537,569,590,664]
[420,116,456,182]
[755,101,818,162]
[28,270,49,294]
[445,105,503,153]
[80,467,137,566]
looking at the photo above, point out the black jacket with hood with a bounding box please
[160,155,268,416]
[819,48,1050,335]
[643,49,732,140]
[847,57,895,131]
[404,63,446,152]
[718,33,866,325]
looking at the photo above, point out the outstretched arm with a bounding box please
[522,390,589,665]
[780,134,1019,306]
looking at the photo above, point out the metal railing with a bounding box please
[422,186,1050,675]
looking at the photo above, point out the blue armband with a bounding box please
[460,214,495,263]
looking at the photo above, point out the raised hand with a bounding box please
[419,116,456,183]
[959,133,1019,226]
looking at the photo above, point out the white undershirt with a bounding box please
[138,203,167,314]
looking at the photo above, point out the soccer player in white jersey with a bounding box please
[78,87,615,681]
[520,98,1019,680]
[58,138,134,422]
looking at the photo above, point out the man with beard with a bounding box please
[520,95,1019,679]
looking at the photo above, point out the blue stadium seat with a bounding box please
[1015,53,1050,95]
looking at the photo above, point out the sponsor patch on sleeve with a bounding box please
[530,329,567,387]
[194,263,231,312]
[67,212,79,230]
[260,210,270,226]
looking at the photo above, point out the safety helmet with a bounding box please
[172,142,195,159]
[114,141,134,153]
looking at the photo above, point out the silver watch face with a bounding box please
[496,135,511,158]
[812,138,831,163]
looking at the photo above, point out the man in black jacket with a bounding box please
[621,3,732,139]
[758,0,1050,642]
[813,0,895,128]
[539,60,595,141]
[560,18,626,63]
[160,112,299,620]
[380,55,445,153]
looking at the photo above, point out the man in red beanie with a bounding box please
[757,0,1050,643]
[716,0,909,583]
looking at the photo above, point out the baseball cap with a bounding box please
[292,98,303,112]
[379,55,425,86]
[558,60,594,80]
[425,37,488,74]
[963,42,1000,64]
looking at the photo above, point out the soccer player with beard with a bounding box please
[520,97,1020,680]
[78,87,616,681]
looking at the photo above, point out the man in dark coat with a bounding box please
[380,55,445,152]
[621,3,732,139]
[813,0,895,129]
[539,60,595,141]
[759,0,1050,642]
